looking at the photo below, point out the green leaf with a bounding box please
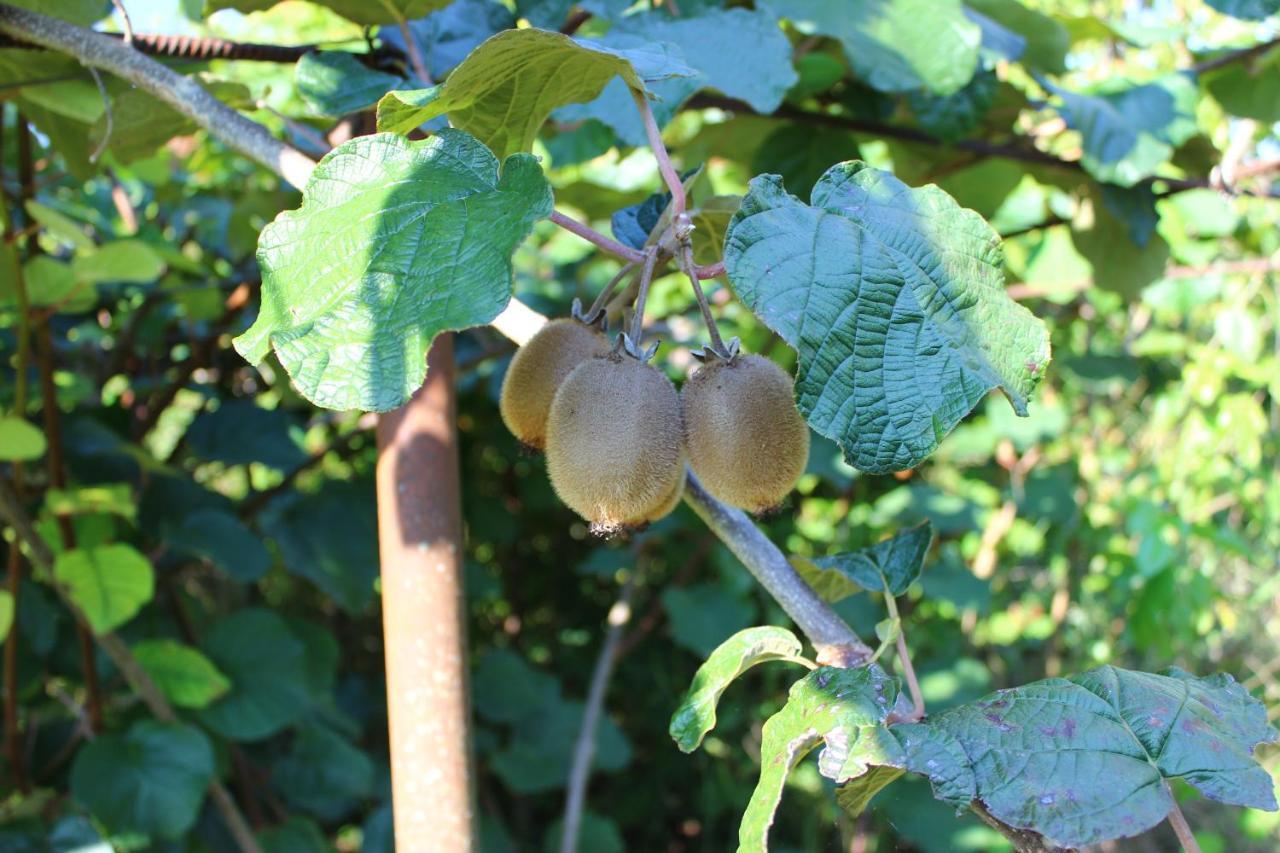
[793,523,934,603]
[739,666,906,851]
[0,591,12,642]
[70,721,214,839]
[490,698,632,794]
[90,82,249,164]
[751,124,859,200]
[168,509,272,583]
[5,0,106,25]
[896,666,1280,848]
[198,608,313,741]
[1072,208,1171,298]
[661,583,756,657]
[770,0,981,95]
[1206,0,1279,19]
[375,28,691,155]
[24,200,94,251]
[0,417,46,462]
[45,485,137,522]
[908,69,998,143]
[186,399,307,470]
[132,639,232,709]
[669,626,805,753]
[1202,47,1280,123]
[296,51,405,117]
[272,724,375,821]
[258,817,330,853]
[613,7,797,113]
[21,256,94,312]
[236,130,552,411]
[261,480,378,612]
[723,163,1050,474]
[1048,74,1198,187]
[71,239,165,285]
[965,0,1069,74]
[473,649,562,724]
[53,544,154,634]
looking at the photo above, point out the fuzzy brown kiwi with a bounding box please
[500,319,607,451]
[681,353,809,514]
[545,353,684,536]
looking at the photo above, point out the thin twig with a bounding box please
[549,209,647,263]
[560,573,638,853]
[109,0,133,44]
[627,248,660,345]
[0,476,263,853]
[579,262,637,325]
[678,242,730,357]
[631,87,685,216]
[87,67,111,163]
[1166,799,1202,853]
[894,633,925,722]
[397,19,432,86]
[1193,35,1280,75]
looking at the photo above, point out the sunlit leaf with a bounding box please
[53,544,154,634]
[669,626,805,753]
[236,130,552,411]
[723,163,1050,473]
[132,639,233,709]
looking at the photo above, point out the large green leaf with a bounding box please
[739,666,905,852]
[132,639,232,709]
[185,399,307,470]
[295,51,405,117]
[723,163,1050,474]
[52,544,154,634]
[0,591,12,642]
[261,480,378,612]
[272,724,375,820]
[896,666,1280,848]
[669,626,805,753]
[1048,74,1198,187]
[168,509,272,583]
[1206,0,1279,19]
[375,28,692,155]
[236,130,552,411]
[198,608,313,741]
[6,0,106,26]
[792,523,933,603]
[769,0,981,95]
[70,721,214,839]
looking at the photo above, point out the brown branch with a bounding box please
[0,475,262,853]
[1193,36,1280,75]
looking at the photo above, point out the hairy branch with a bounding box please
[0,3,315,189]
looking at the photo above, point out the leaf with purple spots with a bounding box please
[892,665,1278,848]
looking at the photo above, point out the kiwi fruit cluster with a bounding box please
[500,319,809,535]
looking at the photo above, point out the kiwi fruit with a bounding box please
[545,353,685,535]
[500,318,607,451]
[681,354,809,514]
[641,467,686,525]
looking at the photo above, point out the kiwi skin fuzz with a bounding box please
[500,319,606,452]
[682,354,810,514]
[545,354,685,536]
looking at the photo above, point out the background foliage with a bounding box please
[1,0,1279,850]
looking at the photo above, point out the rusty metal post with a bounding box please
[376,334,474,850]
